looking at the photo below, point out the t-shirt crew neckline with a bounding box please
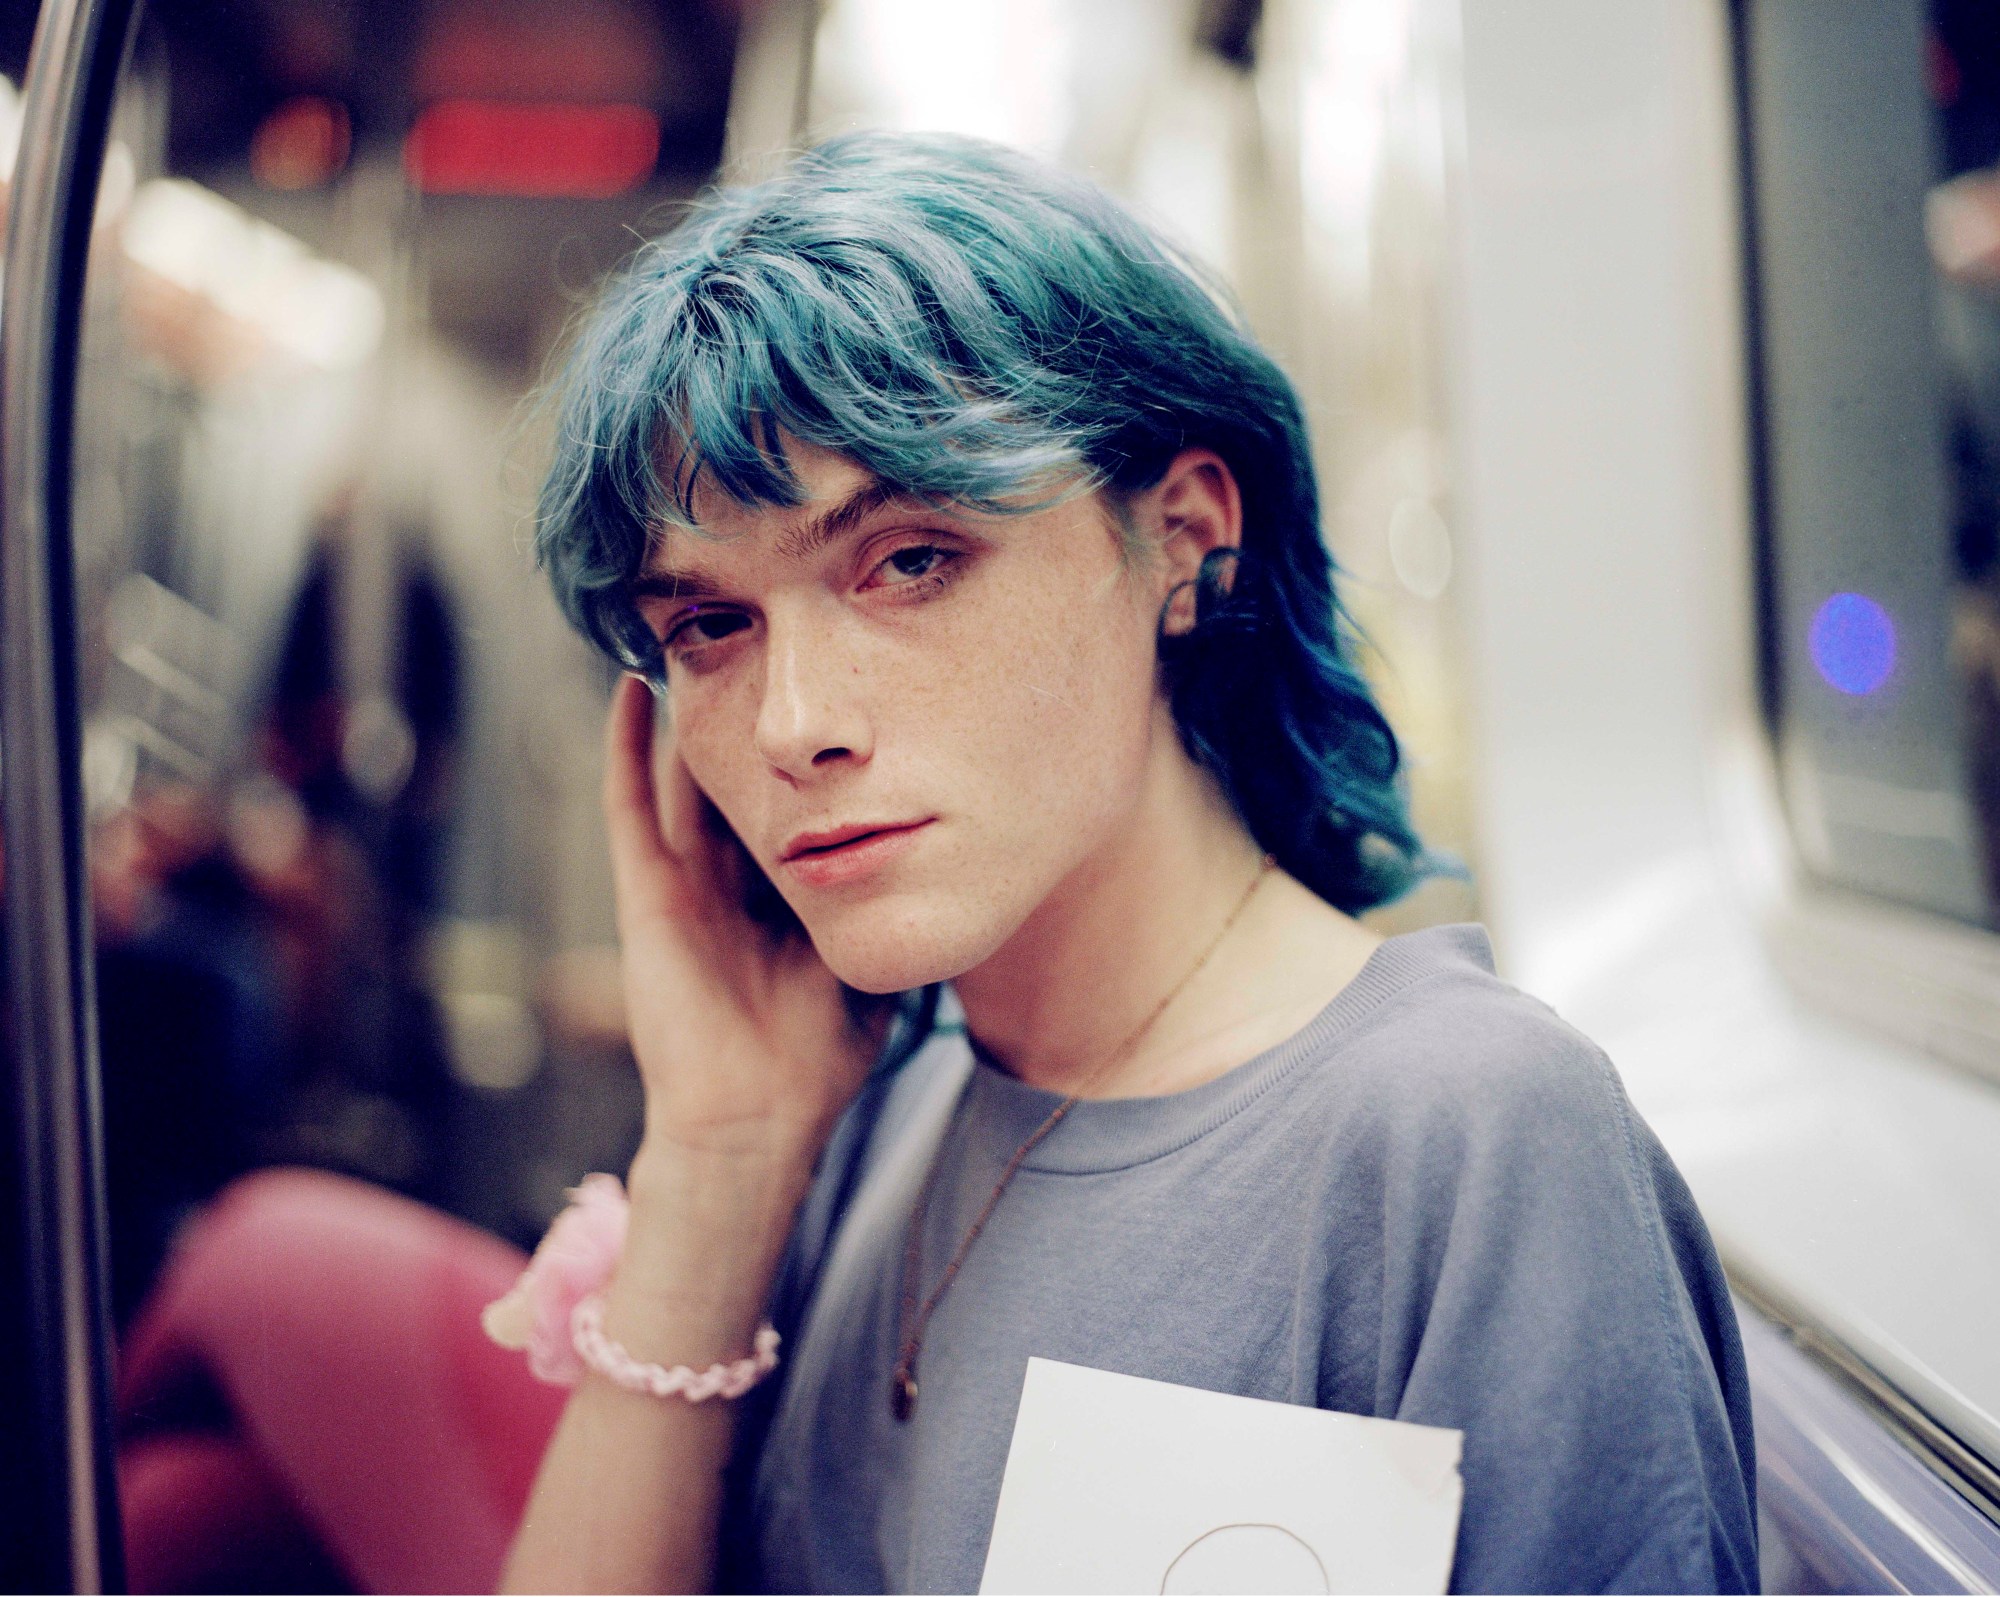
[961,922,1494,1176]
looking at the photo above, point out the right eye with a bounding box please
[663,606,750,655]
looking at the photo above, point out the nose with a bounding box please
[751,603,872,783]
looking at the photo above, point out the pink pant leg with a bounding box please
[121,1433,347,1593]
[120,1168,568,1595]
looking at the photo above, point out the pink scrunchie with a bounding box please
[480,1173,629,1385]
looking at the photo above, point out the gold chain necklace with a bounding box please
[890,855,1275,1422]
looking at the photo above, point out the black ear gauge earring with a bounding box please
[1161,578,1199,638]
[1196,545,1242,607]
[1161,548,1244,641]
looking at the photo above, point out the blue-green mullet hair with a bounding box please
[537,130,1437,915]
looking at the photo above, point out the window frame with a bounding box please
[1727,0,2000,1094]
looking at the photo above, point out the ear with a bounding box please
[1137,448,1242,636]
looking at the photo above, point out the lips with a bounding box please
[781,819,931,862]
[778,818,934,888]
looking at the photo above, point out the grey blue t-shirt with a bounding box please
[719,925,1757,1594]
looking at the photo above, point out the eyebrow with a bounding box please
[629,479,917,604]
[779,479,910,560]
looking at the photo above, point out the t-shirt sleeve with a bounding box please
[1359,1010,1758,1594]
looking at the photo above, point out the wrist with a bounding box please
[637,1096,841,1168]
[628,1124,823,1213]
[604,1138,816,1343]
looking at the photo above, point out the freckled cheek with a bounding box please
[924,578,1157,790]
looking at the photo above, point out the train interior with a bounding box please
[3,0,2000,1590]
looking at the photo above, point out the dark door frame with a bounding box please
[1,0,143,1588]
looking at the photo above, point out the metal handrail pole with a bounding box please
[0,0,143,1588]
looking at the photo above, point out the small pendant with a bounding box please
[891,1369,918,1423]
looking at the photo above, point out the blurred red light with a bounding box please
[252,96,352,190]
[404,101,660,198]
[1928,34,1963,107]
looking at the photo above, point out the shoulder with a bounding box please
[1265,923,1678,1261]
[1303,924,1631,1153]
[1276,926,1717,1377]
[1299,933,1757,1592]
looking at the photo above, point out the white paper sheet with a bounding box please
[979,1358,1462,1595]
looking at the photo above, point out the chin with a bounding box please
[799,889,1012,996]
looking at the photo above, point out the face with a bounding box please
[631,443,1175,993]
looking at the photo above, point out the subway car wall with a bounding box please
[1,0,1998,1592]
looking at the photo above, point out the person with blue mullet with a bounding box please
[500,131,1757,1594]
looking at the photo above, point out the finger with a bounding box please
[602,675,683,916]
[649,704,709,864]
[607,675,746,922]
[653,714,755,913]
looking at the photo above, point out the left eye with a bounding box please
[879,545,948,583]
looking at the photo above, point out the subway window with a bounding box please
[1741,0,2000,927]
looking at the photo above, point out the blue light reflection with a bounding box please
[1808,592,1896,696]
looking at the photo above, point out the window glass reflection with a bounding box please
[1747,0,2000,928]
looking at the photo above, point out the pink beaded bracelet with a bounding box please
[571,1295,781,1400]
[481,1172,781,1401]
